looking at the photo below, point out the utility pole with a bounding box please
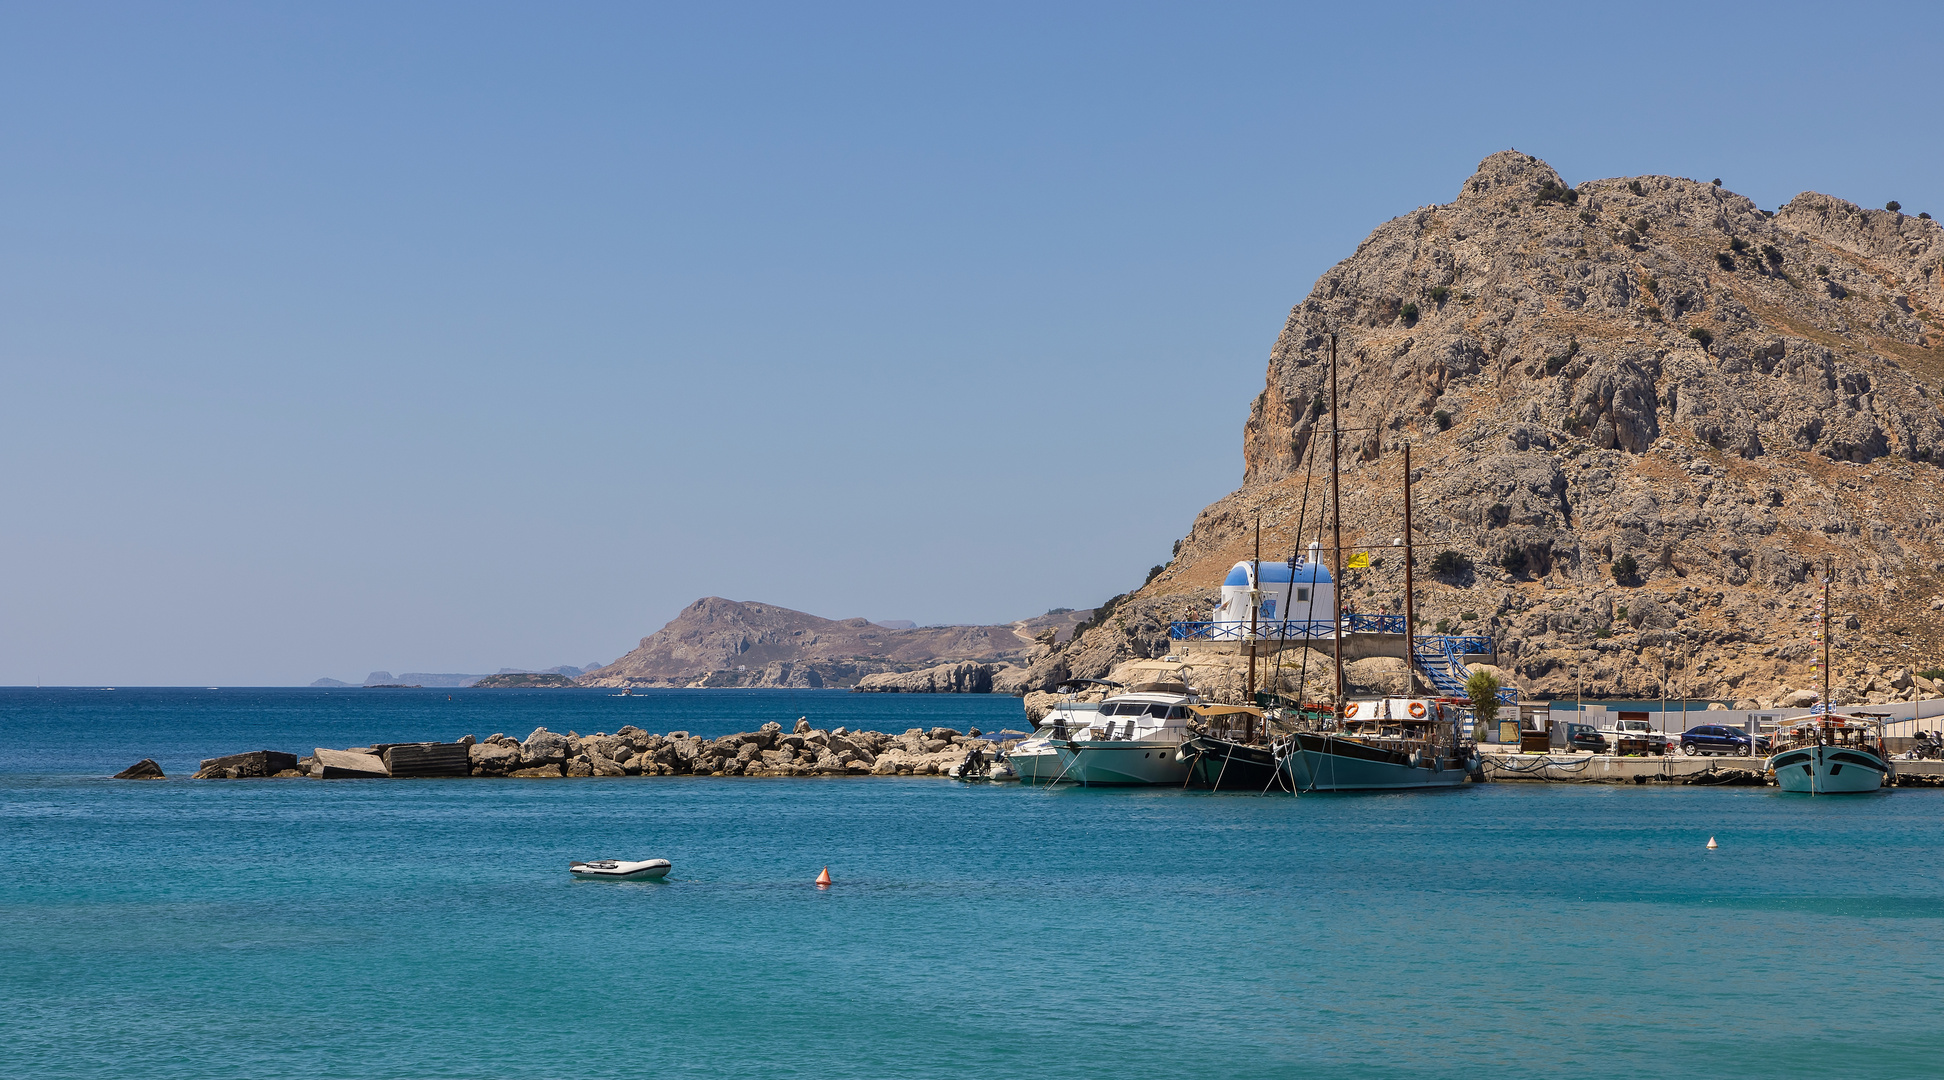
[1329,333,1346,716]
[1403,442,1418,696]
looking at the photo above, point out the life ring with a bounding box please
[1408,701,1427,718]
[1344,702,1360,718]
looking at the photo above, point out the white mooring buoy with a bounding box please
[1706,836,1718,849]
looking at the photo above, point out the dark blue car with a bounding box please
[1679,724,1766,756]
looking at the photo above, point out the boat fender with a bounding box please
[1408,701,1426,718]
[1409,750,1423,770]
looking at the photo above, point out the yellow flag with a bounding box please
[1347,552,1371,569]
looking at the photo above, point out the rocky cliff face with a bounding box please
[1032,151,1944,708]
[580,598,1092,688]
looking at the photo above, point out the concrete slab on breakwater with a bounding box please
[1482,751,1944,784]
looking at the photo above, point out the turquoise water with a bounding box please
[4,689,1943,1078]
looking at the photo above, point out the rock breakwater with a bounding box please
[155,720,1008,780]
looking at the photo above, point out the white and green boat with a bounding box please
[1011,679,1198,786]
[1763,713,1891,794]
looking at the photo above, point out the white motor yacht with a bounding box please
[1013,680,1198,786]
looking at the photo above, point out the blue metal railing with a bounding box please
[1170,620,1334,641]
[1169,614,1407,640]
[1166,620,1519,703]
[1412,634,1517,704]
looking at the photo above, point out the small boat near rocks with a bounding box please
[948,745,1017,782]
[569,858,671,880]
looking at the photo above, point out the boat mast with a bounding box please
[1403,441,1417,697]
[1822,556,1833,716]
[1247,512,1261,707]
[1329,333,1345,716]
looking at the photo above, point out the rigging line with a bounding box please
[1040,739,1083,789]
[1259,741,1291,795]
[1272,417,1322,708]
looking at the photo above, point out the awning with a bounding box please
[1188,703,1265,719]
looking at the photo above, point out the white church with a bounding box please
[1210,541,1338,636]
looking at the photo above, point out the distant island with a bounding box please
[311,664,603,689]
[471,672,579,688]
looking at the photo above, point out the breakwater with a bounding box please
[168,719,995,780]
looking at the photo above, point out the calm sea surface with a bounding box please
[3,688,1941,1079]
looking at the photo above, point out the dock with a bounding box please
[1481,751,1944,784]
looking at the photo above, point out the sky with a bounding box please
[1,2,1939,685]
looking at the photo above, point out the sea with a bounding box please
[4,687,1941,1079]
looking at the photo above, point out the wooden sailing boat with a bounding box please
[1271,333,1479,792]
[1179,513,1287,790]
[1761,557,1892,793]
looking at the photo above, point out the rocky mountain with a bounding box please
[579,598,1093,689]
[1024,151,1944,708]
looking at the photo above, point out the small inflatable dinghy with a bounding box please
[569,858,671,880]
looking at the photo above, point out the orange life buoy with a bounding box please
[1344,702,1360,718]
[1408,701,1427,718]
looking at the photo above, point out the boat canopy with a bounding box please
[1189,703,1264,718]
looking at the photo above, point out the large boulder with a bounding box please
[468,741,520,776]
[509,764,564,778]
[113,759,165,779]
[193,750,299,779]
[519,728,571,768]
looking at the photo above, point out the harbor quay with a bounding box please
[1479,751,1944,785]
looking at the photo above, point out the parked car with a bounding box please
[1597,717,1671,755]
[1565,723,1608,754]
[1679,724,1768,756]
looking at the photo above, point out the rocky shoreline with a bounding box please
[148,720,1009,780]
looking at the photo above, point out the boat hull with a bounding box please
[1766,745,1887,793]
[1009,743,1071,784]
[1060,741,1188,785]
[1181,735,1286,792]
[1011,740,1187,785]
[1277,732,1470,792]
[570,859,671,880]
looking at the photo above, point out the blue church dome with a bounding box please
[1223,560,1333,586]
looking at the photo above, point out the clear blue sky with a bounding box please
[2,2,1937,684]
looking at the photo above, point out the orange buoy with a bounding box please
[815,867,831,888]
[1706,836,1718,850]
